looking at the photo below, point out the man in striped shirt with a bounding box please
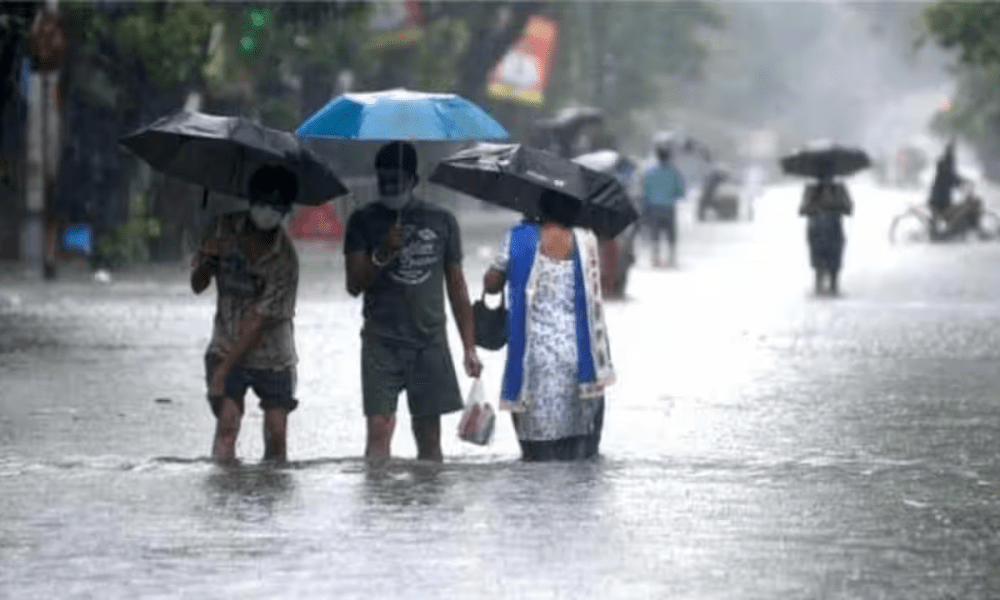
[191,165,300,463]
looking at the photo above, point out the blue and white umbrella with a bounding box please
[295,88,509,141]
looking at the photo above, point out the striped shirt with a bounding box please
[202,214,299,370]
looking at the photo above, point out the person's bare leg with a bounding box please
[412,415,443,462]
[366,414,396,464]
[814,269,824,295]
[829,269,839,296]
[262,408,288,463]
[212,397,242,463]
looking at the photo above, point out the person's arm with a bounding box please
[210,307,266,396]
[445,262,482,378]
[191,249,218,294]
[799,187,812,216]
[483,228,511,294]
[674,166,686,199]
[345,212,401,297]
[210,249,298,396]
[346,251,388,297]
[191,225,223,294]
[443,214,481,378]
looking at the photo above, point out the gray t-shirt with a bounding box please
[344,199,462,347]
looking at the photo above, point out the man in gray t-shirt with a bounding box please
[344,142,482,463]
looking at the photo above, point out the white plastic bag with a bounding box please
[457,378,495,446]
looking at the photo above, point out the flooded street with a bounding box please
[3,181,1000,599]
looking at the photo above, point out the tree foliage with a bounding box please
[924,1,1000,67]
[924,1,1000,180]
[541,1,721,143]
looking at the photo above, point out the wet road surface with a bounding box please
[2,181,999,598]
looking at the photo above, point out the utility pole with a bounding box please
[25,0,65,279]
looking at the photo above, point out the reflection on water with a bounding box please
[361,460,451,508]
[202,464,296,523]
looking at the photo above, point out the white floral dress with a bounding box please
[517,253,602,441]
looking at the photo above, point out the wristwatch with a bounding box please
[371,250,392,267]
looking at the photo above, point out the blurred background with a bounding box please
[8,5,1000,597]
[0,0,994,274]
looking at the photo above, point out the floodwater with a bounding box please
[2,181,1000,598]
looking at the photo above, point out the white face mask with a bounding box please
[378,191,412,211]
[249,205,284,231]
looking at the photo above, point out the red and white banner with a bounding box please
[487,15,558,106]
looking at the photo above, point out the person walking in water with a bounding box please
[191,165,301,463]
[343,141,482,464]
[799,169,853,295]
[482,189,615,461]
[641,142,686,267]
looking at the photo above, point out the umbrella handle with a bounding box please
[202,187,209,210]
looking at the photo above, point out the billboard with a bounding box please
[487,15,558,106]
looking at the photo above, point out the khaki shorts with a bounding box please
[361,334,463,418]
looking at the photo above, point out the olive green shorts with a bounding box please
[361,334,464,418]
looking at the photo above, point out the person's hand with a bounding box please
[464,348,483,378]
[199,238,223,271]
[378,220,403,257]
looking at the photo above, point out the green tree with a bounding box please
[542,2,722,145]
[924,1,1000,66]
[924,1,1000,180]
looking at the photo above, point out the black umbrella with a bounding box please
[780,142,871,178]
[429,143,638,238]
[120,110,348,206]
[534,106,605,131]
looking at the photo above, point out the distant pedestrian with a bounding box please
[641,142,686,267]
[799,170,853,295]
[191,165,300,463]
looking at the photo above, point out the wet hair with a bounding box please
[375,141,418,175]
[538,188,581,228]
[248,165,298,210]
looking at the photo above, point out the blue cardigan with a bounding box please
[501,223,597,403]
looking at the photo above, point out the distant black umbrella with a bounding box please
[534,106,605,130]
[781,142,871,179]
[120,110,348,206]
[429,143,638,238]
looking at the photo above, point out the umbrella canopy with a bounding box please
[572,150,630,174]
[295,88,509,141]
[534,106,604,131]
[120,110,348,206]
[429,143,638,238]
[781,141,871,179]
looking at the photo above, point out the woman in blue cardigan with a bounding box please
[482,189,616,461]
